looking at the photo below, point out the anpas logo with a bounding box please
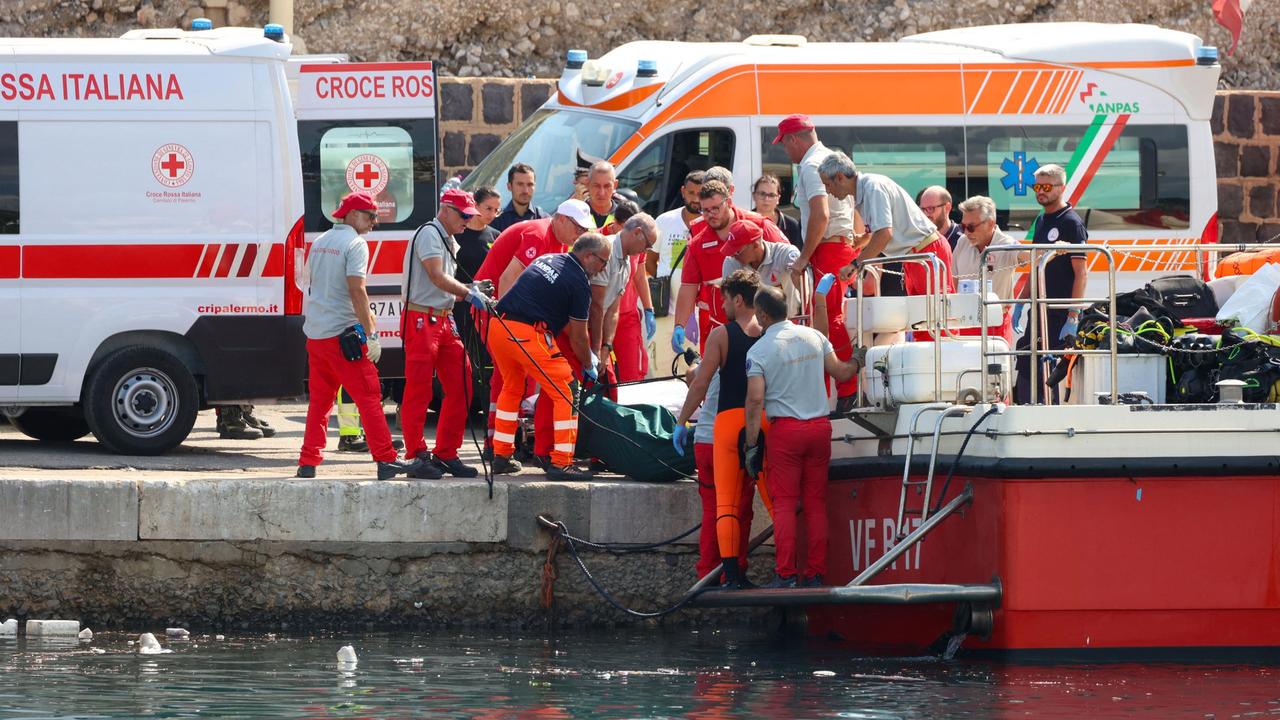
[1078,82,1141,114]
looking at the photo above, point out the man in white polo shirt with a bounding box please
[743,286,862,589]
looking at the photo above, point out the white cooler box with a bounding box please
[861,339,1012,407]
[846,293,1003,334]
[1068,353,1167,404]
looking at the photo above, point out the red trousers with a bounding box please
[533,332,616,458]
[902,236,957,296]
[694,441,755,579]
[400,309,472,461]
[300,337,396,466]
[811,241,858,398]
[613,307,649,382]
[765,415,832,579]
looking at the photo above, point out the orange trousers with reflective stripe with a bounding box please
[487,319,578,468]
[712,407,772,560]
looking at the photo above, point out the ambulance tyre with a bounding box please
[84,346,199,455]
[8,408,91,443]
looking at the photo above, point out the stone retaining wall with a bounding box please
[1213,91,1280,244]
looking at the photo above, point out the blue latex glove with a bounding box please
[1059,313,1079,341]
[672,423,690,456]
[466,285,493,312]
[671,324,687,354]
[582,351,600,384]
[816,272,837,295]
[643,308,657,340]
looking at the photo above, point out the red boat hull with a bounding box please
[810,472,1280,653]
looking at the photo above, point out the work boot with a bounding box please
[217,406,262,440]
[481,445,494,462]
[588,459,609,473]
[432,457,479,478]
[530,455,551,471]
[377,457,423,481]
[241,406,276,438]
[491,455,523,475]
[408,460,443,480]
[762,574,798,589]
[545,464,594,482]
[295,464,316,479]
[717,559,754,590]
[800,574,825,588]
[337,435,369,453]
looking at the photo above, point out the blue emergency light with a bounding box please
[264,24,285,42]
[1196,46,1219,66]
[190,18,213,30]
[637,59,658,77]
[566,49,588,70]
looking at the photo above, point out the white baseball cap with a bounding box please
[555,198,597,231]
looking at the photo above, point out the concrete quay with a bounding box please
[0,404,774,630]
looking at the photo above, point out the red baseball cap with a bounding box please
[720,219,764,257]
[772,114,815,144]
[332,191,378,219]
[440,188,478,217]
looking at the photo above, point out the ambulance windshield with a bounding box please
[462,109,639,211]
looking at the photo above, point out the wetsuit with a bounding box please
[712,321,772,567]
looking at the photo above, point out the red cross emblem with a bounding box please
[345,153,389,196]
[151,143,194,188]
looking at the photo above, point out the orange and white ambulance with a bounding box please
[463,23,1221,294]
[0,25,308,454]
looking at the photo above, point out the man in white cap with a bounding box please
[297,191,421,480]
[472,198,595,459]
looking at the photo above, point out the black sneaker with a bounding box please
[377,458,423,481]
[799,574,824,588]
[491,455,523,475]
[762,574,798,589]
[295,464,316,479]
[433,457,479,478]
[337,435,368,453]
[588,459,609,473]
[545,464,595,482]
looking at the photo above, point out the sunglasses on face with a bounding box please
[1031,183,1061,193]
[962,221,988,233]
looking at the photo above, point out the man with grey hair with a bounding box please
[918,185,963,251]
[590,213,658,381]
[820,151,956,297]
[586,160,621,232]
[954,195,1022,301]
[702,165,734,190]
[1014,163,1088,404]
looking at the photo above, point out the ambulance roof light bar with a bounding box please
[566,49,588,70]
[637,59,658,77]
[264,23,286,42]
[1196,46,1219,66]
[190,17,213,30]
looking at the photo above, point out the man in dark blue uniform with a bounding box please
[1014,163,1088,404]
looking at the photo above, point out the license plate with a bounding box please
[370,298,402,318]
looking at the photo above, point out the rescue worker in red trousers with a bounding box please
[398,189,496,479]
[674,268,773,589]
[487,234,611,481]
[297,191,421,480]
[743,286,864,587]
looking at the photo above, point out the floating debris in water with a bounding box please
[215,635,226,641]
[26,620,80,637]
[89,648,106,655]
[336,645,358,669]
[166,628,190,639]
[0,619,16,636]
[814,670,837,677]
[138,633,171,655]
[78,629,93,642]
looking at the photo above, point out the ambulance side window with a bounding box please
[967,124,1190,232]
[298,119,437,232]
[616,128,735,216]
[0,123,16,234]
[761,126,965,222]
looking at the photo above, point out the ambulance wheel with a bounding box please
[84,346,198,455]
[7,408,91,443]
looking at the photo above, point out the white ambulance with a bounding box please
[462,23,1221,292]
[0,25,308,454]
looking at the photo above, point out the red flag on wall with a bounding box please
[1213,0,1252,55]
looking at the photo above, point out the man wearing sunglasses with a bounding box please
[953,195,1021,302]
[1014,163,1088,405]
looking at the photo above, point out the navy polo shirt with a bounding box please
[1033,204,1088,300]
[491,202,548,234]
[494,252,591,335]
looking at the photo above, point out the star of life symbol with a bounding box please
[345,154,389,195]
[1000,151,1040,196]
[151,144,194,188]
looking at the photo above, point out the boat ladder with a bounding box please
[895,404,972,540]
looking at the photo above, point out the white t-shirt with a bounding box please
[590,233,632,308]
[952,227,1023,300]
[654,209,693,314]
[303,224,368,340]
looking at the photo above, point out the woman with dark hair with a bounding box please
[751,174,803,250]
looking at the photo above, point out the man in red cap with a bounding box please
[672,178,787,354]
[398,189,496,479]
[298,192,422,480]
[774,114,861,406]
[720,219,803,299]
